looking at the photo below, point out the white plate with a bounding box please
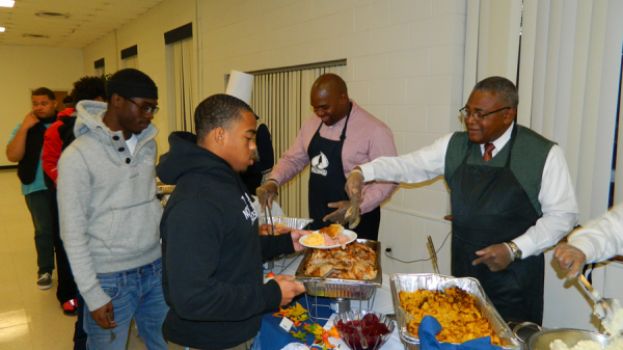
[299,229,357,249]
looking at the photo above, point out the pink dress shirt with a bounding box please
[269,101,397,214]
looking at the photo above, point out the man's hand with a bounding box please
[274,275,305,306]
[323,200,351,225]
[472,243,513,272]
[554,243,586,278]
[256,180,278,211]
[345,169,364,203]
[22,112,39,130]
[289,229,311,252]
[90,301,117,329]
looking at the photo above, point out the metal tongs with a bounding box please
[575,274,615,321]
[426,235,440,274]
[266,203,275,237]
[265,202,275,269]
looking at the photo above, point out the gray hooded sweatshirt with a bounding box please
[57,100,162,311]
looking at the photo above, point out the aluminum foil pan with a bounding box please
[390,273,521,350]
[295,239,382,300]
[259,215,313,230]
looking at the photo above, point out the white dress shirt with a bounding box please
[359,123,579,258]
[568,204,623,263]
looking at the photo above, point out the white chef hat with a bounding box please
[225,70,254,105]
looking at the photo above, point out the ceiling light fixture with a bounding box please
[0,27,5,32]
[0,0,14,8]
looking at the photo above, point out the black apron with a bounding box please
[307,113,381,240]
[447,127,544,324]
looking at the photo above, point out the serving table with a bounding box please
[258,255,402,349]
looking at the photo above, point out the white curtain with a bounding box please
[251,64,346,218]
[463,0,522,104]
[166,38,195,133]
[520,0,623,221]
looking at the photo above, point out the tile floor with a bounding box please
[0,169,182,350]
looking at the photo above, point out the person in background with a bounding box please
[57,68,168,349]
[224,70,275,194]
[555,204,623,277]
[43,76,106,186]
[42,76,106,349]
[344,76,579,324]
[256,73,397,240]
[241,123,274,195]
[6,87,58,290]
[158,94,306,350]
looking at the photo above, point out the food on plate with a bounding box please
[399,287,501,345]
[301,232,325,246]
[319,223,344,238]
[259,223,291,235]
[300,224,353,247]
[301,242,377,280]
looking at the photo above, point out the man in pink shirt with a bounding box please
[257,73,397,240]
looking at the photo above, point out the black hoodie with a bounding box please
[157,132,294,349]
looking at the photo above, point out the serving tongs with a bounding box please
[426,235,440,274]
[575,274,615,323]
[266,202,275,269]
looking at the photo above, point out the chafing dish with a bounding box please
[390,273,521,350]
[295,239,382,300]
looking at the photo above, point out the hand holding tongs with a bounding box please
[575,274,615,321]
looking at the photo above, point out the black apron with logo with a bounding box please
[447,127,544,324]
[307,114,381,240]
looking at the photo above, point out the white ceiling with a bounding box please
[0,0,166,49]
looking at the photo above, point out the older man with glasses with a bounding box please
[344,76,578,325]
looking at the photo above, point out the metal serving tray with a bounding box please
[295,239,382,300]
[390,273,521,350]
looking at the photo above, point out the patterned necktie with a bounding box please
[483,142,495,161]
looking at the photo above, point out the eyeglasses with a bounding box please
[125,98,159,115]
[458,106,511,121]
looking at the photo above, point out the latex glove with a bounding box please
[90,301,117,329]
[553,243,586,278]
[322,200,351,225]
[345,169,364,204]
[472,243,513,272]
[256,180,278,211]
[344,197,361,229]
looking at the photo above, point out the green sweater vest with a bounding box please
[444,125,555,216]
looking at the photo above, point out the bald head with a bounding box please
[310,73,351,126]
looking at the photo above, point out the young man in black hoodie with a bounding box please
[158,94,306,350]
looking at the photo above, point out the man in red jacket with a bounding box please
[43,76,106,186]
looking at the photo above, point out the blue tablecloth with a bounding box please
[259,295,334,349]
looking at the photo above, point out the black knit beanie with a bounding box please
[107,68,158,100]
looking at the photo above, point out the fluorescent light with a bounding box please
[0,27,5,33]
[0,0,15,8]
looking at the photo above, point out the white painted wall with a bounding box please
[0,45,84,166]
